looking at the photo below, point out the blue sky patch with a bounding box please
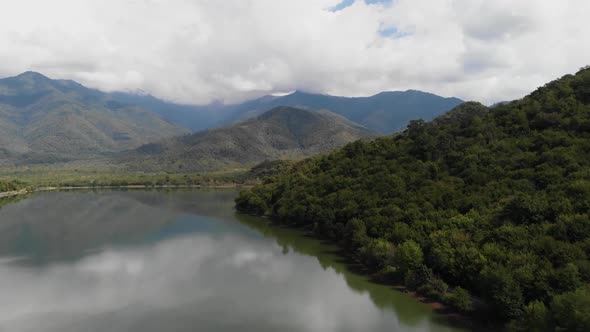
[331,0,354,11]
[331,0,392,12]
[379,26,398,37]
[365,0,392,4]
[379,25,411,38]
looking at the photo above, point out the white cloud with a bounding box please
[0,0,588,105]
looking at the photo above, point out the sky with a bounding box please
[0,0,588,105]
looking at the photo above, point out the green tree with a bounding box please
[509,301,551,332]
[394,240,424,276]
[359,239,392,269]
[481,266,525,320]
[447,287,472,313]
[344,218,368,250]
[551,287,590,331]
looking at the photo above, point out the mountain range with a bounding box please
[0,72,187,166]
[0,71,464,168]
[120,106,376,172]
[110,89,463,134]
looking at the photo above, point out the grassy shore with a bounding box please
[0,164,257,192]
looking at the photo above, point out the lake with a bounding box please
[0,190,464,332]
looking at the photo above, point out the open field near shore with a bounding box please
[0,164,253,188]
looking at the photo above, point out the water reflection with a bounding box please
[0,190,244,263]
[0,190,461,332]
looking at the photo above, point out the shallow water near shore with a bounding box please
[0,189,464,332]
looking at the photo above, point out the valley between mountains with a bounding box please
[0,71,461,174]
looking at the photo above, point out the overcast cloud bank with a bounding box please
[1,0,588,105]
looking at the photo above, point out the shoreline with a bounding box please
[362,257,476,329]
[0,189,28,198]
[248,216,487,331]
[36,183,254,191]
[393,286,478,330]
[0,183,253,199]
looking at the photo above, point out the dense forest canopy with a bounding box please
[236,67,590,329]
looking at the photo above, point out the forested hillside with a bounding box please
[121,106,376,172]
[236,67,590,329]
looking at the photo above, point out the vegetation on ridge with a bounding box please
[236,67,590,329]
[120,106,376,172]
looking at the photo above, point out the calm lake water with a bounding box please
[0,190,463,332]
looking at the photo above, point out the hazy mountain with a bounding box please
[0,71,461,168]
[106,92,287,132]
[225,90,464,134]
[121,106,377,172]
[110,90,463,134]
[107,92,232,132]
[0,72,188,165]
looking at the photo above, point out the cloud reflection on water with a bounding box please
[0,191,458,332]
[0,232,449,332]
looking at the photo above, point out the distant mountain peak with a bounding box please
[13,71,51,81]
[255,106,330,125]
[288,90,318,96]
